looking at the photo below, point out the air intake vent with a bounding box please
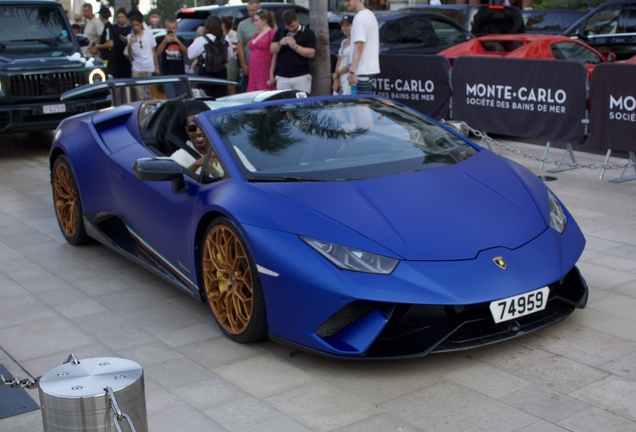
[10,72,86,97]
[316,301,378,338]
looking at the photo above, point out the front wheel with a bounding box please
[201,217,267,343]
[52,155,91,245]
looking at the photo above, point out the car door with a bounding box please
[382,16,441,54]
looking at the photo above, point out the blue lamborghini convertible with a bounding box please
[51,80,588,358]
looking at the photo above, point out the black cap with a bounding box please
[99,6,111,16]
[341,14,353,24]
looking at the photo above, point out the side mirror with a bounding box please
[604,52,616,62]
[76,34,90,47]
[577,27,588,41]
[133,157,188,193]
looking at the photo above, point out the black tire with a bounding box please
[52,155,91,245]
[200,217,268,343]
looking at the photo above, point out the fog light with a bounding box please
[89,69,106,84]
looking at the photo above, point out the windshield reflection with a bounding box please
[210,98,477,181]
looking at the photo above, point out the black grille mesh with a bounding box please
[316,301,378,338]
[9,72,85,97]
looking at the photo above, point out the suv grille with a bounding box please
[9,72,86,97]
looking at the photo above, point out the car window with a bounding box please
[297,10,310,27]
[177,17,206,32]
[382,22,402,44]
[470,7,524,36]
[551,41,602,64]
[584,5,623,36]
[210,99,477,181]
[431,19,467,46]
[0,5,75,51]
[624,4,636,34]
[202,145,226,182]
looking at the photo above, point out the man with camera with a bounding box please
[270,9,315,94]
[156,17,188,99]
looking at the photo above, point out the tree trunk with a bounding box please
[309,0,331,96]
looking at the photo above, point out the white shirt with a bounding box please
[127,29,157,73]
[187,33,233,62]
[350,9,380,76]
[84,16,104,44]
[170,141,201,171]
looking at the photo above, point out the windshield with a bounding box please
[0,5,74,51]
[210,98,478,181]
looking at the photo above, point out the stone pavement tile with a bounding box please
[600,351,636,382]
[252,340,336,372]
[0,294,58,330]
[149,403,227,432]
[309,358,442,406]
[13,239,75,261]
[557,407,636,432]
[0,275,30,298]
[2,231,56,248]
[513,356,609,394]
[93,324,157,351]
[516,420,569,432]
[167,292,214,318]
[526,322,636,367]
[143,376,187,415]
[19,343,116,377]
[146,357,214,389]
[567,308,614,328]
[0,242,25,261]
[71,309,127,334]
[19,275,79,295]
[585,290,636,321]
[265,381,379,432]
[203,395,281,431]
[589,317,636,341]
[608,279,636,299]
[155,321,222,348]
[8,207,54,223]
[579,250,636,273]
[576,262,636,290]
[583,236,622,252]
[213,355,318,399]
[570,376,636,421]
[468,341,555,373]
[0,316,94,362]
[379,380,537,432]
[24,217,60,236]
[35,284,91,309]
[115,339,184,369]
[70,273,139,297]
[239,415,312,432]
[590,225,636,248]
[120,303,204,336]
[54,299,109,319]
[173,375,248,412]
[0,197,49,214]
[95,286,166,316]
[331,412,426,432]
[0,257,52,282]
[0,410,44,432]
[603,243,636,261]
[178,337,263,370]
[499,384,589,424]
[443,359,532,399]
[405,351,477,375]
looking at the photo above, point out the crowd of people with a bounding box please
[70,0,379,99]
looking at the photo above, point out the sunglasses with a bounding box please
[138,39,143,49]
[186,124,200,133]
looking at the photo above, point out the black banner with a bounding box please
[373,54,451,120]
[590,63,636,151]
[452,57,588,144]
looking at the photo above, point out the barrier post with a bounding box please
[547,143,579,173]
[609,152,636,183]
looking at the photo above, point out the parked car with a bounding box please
[400,5,525,36]
[523,9,586,34]
[51,79,588,358]
[438,34,614,79]
[329,11,473,55]
[563,0,636,60]
[166,2,309,46]
[0,0,109,134]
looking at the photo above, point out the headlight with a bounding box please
[301,237,398,274]
[88,69,106,84]
[548,190,567,234]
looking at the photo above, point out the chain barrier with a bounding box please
[0,373,39,390]
[448,121,635,171]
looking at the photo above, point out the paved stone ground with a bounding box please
[0,130,635,432]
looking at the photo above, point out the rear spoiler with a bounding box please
[61,75,237,106]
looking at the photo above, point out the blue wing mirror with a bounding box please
[133,158,188,194]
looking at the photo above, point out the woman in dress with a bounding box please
[247,10,276,92]
[332,14,353,95]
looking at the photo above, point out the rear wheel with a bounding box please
[52,155,90,245]
[201,217,267,343]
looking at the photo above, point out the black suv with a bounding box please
[169,2,309,46]
[399,5,525,36]
[0,0,109,134]
[563,0,636,60]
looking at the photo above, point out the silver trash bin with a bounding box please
[38,355,148,432]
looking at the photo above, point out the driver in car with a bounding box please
[170,109,212,173]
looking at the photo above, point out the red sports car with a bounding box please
[438,34,615,79]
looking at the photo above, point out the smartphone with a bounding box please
[287,32,293,38]
[167,30,173,35]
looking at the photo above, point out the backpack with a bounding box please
[202,35,228,74]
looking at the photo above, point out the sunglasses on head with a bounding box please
[186,124,200,133]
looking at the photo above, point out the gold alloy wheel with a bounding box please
[53,162,78,238]
[202,224,254,335]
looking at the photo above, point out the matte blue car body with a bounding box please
[50,94,587,358]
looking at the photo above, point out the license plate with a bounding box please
[42,104,66,114]
[489,287,550,324]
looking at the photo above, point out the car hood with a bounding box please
[257,151,548,261]
[0,52,84,72]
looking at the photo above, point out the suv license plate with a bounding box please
[489,287,550,324]
[42,104,66,114]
